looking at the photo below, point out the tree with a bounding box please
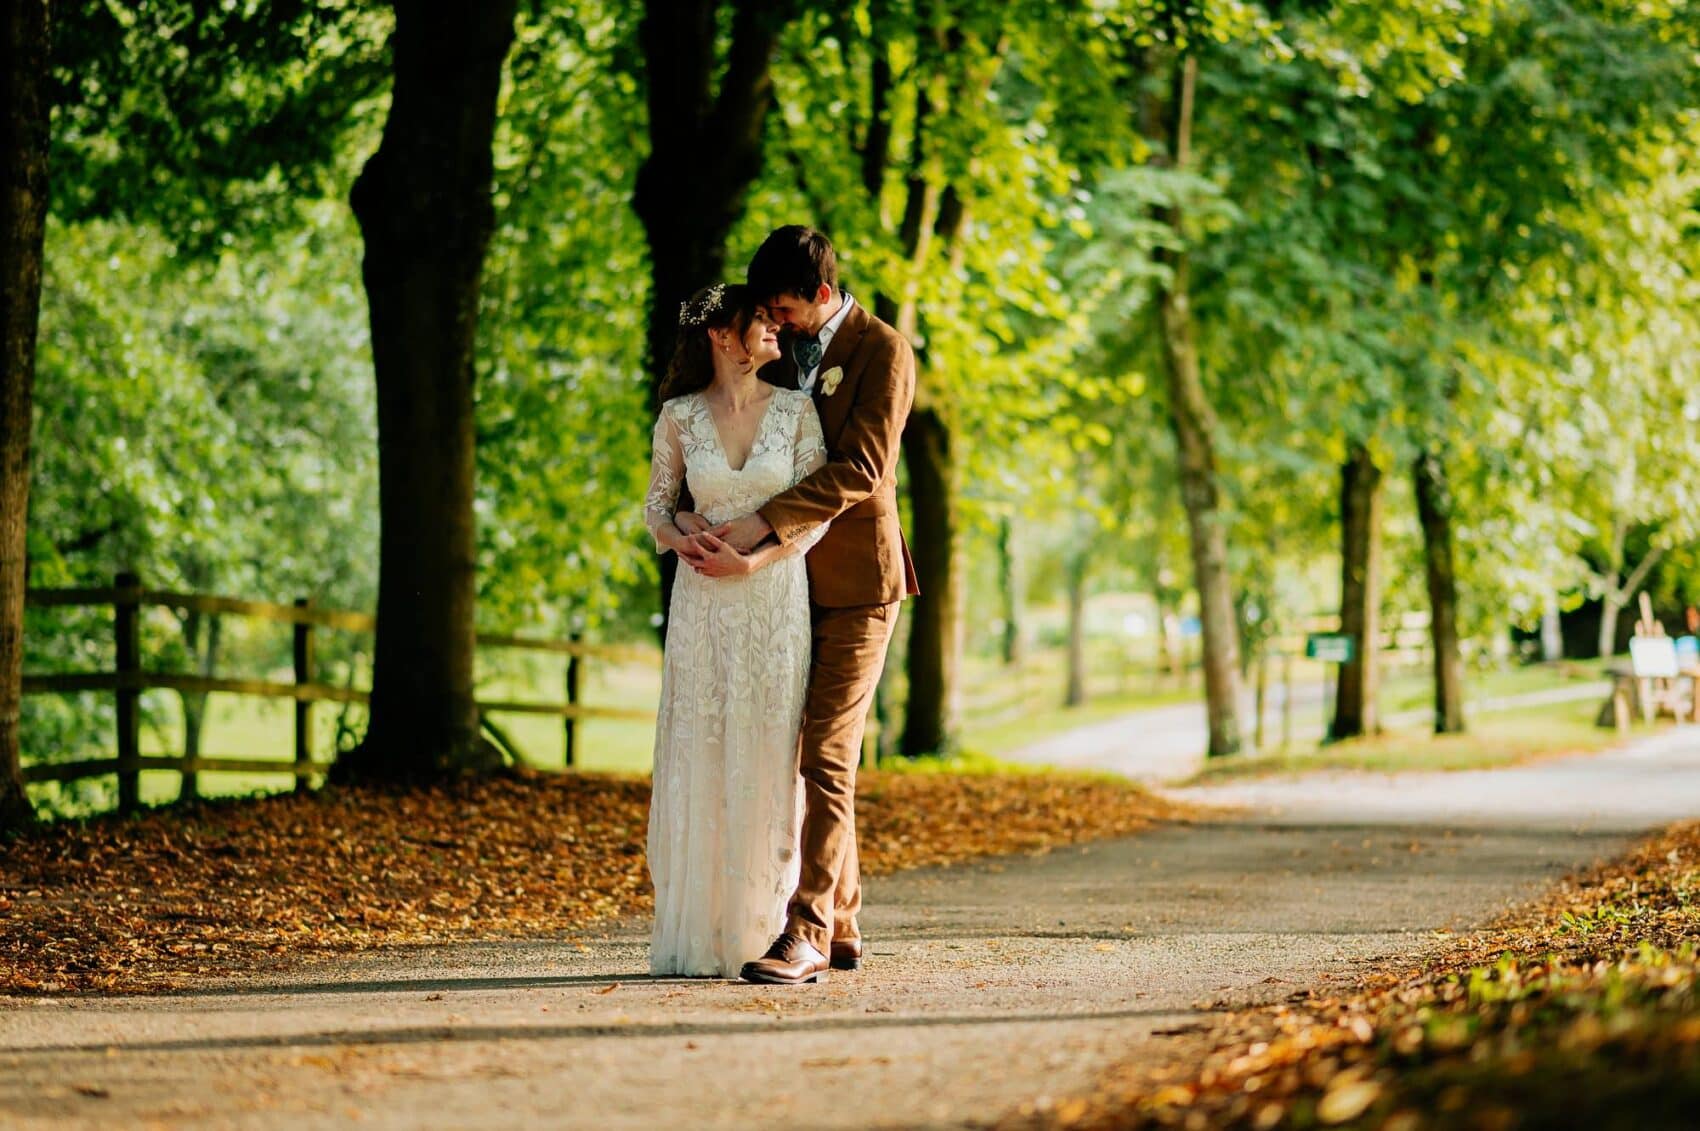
[769,0,1089,756]
[1,0,51,829]
[633,0,796,402]
[1200,0,1700,736]
[873,19,983,758]
[475,7,655,643]
[1143,50,1245,757]
[1333,442,1383,736]
[26,216,379,805]
[337,0,520,783]
[50,1,387,239]
[1189,2,1502,742]
[994,515,1023,666]
[1,1,385,815]
[1379,0,1696,730]
[631,0,797,631]
[1505,157,1700,659]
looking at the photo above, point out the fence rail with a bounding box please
[21,573,656,809]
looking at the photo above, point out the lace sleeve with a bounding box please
[787,398,830,555]
[644,408,684,554]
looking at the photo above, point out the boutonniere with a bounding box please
[820,366,845,396]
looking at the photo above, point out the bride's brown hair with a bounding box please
[658,283,755,404]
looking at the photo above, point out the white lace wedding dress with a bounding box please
[643,388,828,977]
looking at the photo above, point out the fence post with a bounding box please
[114,571,141,813]
[294,598,314,792]
[564,632,581,769]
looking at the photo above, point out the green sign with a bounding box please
[1305,633,1355,663]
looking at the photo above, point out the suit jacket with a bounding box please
[758,300,921,608]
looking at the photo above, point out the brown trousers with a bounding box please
[784,600,900,952]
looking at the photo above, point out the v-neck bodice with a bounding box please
[704,390,780,473]
[646,389,819,527]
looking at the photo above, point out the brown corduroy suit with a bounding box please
[757,298,919,954]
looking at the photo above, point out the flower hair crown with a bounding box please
[678,284,730,328]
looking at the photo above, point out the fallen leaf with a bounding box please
[1317,1078,1381,1124]
[1,770,1197,995]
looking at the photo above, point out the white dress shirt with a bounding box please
[799,292,856,393]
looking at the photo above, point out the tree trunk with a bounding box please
[1332,442,1383,739]
[1064,545,1089,708]
[0,0,50,830]
[1280,651,1295,750]
[1598,598,1623,660]
[996,515,1022,667]
[1253,651,1268,751]
[338,0,517,784]
[1153,590,1181,684]
[634,0,789,399]
[874,639,901,764]
[1413,448,1466,734]
[882,94,957,760]
[899,406,959,756]
[1148,54,1242,757]
[1597,546,1665,659]
[1541,589,1563,662]
[633,1,793,630]
[884,140,968,758]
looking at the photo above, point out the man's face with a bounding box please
[763,284,833,335]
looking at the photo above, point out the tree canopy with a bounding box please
[7,0,1700,813]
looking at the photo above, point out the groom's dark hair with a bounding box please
[748,225,838,302]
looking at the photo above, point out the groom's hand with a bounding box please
[711,513,773,553]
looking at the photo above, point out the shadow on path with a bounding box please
[8,1003,1203,1058]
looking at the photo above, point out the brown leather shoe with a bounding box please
[829,938,863,971]
[740,933,830,985]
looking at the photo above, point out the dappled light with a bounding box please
[3,1,1700,1127]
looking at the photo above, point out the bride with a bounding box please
[643,283,828,977]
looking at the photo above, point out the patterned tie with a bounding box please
[793,334,824,377]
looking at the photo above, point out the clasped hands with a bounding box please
[668,511,776,578]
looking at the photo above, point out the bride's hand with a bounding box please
[674,511,711,535]
[690,533,752,578]
[660,525,707,562]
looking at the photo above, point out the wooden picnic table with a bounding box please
[1604,663,1700,729]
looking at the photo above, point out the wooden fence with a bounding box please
[22,573,656,811]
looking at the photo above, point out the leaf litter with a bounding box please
[1008,819,1700,1130]
[0,766,1197,995]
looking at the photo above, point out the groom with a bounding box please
[711,225,918,985]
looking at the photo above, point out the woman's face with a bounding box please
[742,308,781,368]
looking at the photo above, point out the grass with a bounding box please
[28,652,668,814]
[953,636,1200,758]
[1378,657,1610,714]
[1189,699,1630,782]
[481,652,661,775]
[960,685,1197,758]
